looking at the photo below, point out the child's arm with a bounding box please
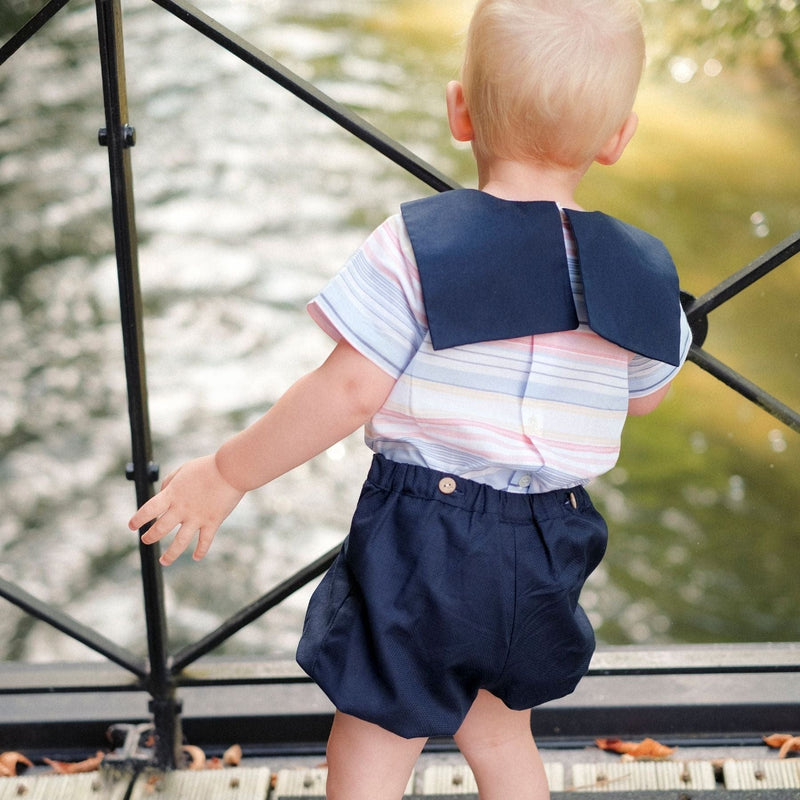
[129,339,396,566]
[627,383,671,416]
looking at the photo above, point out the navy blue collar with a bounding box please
[400,189,681,366]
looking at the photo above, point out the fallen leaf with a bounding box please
[778,737,800,759]
[596,737,675,759]
[222,744,242,767]
[182,745,206,770]
[764,732,800,757]
[764,733,795,749]
[143,774,162,795]
[0,753,33,776]
[44,751,104,774]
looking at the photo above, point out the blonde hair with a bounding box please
[461,0,645,168]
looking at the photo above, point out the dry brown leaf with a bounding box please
[44,751,104,774]
[595,737,675,759]
[222,744,242,767]
[764,732,800,757]
[0,752,33,776]
[764,733,795,748]
[778,737,800,759]
[142,773,163,795]
[763,733,800,757]
[182,745,206,770]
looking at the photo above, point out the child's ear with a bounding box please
[595,112,638,166]
[446,80,474,142]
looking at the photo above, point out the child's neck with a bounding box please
[477,156,587,210]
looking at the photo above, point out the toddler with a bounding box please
[130,1,692,797]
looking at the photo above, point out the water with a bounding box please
[1,0,798,664]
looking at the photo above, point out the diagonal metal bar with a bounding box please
[170,543,341,674]
[688,345,800,432]
[147,0,459,194]
[687,228,800,318]
[0,576,148,678]
[0,0,73,65]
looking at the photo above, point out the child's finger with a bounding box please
[139,508,182,545]
[192,526,218,561]
[160,468,179,490]
[159,523,199,566]
[128,492,169,532]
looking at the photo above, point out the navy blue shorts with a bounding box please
[296,454,608,739]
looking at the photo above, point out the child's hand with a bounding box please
[129,454,245,566]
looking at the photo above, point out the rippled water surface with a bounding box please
[1,0,798,663]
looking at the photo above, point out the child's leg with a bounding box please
[325,710,427,800]
[453,690,550,800]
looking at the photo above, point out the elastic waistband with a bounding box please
[366,454,591,522]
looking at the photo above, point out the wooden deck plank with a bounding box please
[723,758,800,790]
[569,760,716,792]
[0,773,129,800]
[128,766,271,800]
[272,767,414,798]
[422,763,564,793]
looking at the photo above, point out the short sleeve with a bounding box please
[307,215,426,379]
[628,307,692,398]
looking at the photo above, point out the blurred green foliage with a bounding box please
[4,0,800,85]
[643,0,800,84]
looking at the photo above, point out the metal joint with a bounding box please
[102,723,155,773]
[98,124,136,147]
[680,290,709,348]
[126,462,160,483]
[147,696,185,769]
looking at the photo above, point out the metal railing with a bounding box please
[1,0,798,770]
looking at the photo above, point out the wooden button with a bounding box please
[438,477,457,495]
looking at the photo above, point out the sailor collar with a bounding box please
[400,189,682,366]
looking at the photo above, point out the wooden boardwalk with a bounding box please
[2,756,800,799]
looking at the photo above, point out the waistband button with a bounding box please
[438,477,457,495]
[568,491,578,509]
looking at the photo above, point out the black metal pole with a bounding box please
[149,0,459,194]
[687,228,800,317]
[171,543,341,673]
[0,577,148,678]
[0,0,72,66]
[688,345,800,433]
[94,0,182,769]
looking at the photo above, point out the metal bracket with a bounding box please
[680,290,709,348]
[126,462,160,483]
[98,123,136,147]
[102,722,157,773]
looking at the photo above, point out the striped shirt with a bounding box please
[308,211,691,493]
